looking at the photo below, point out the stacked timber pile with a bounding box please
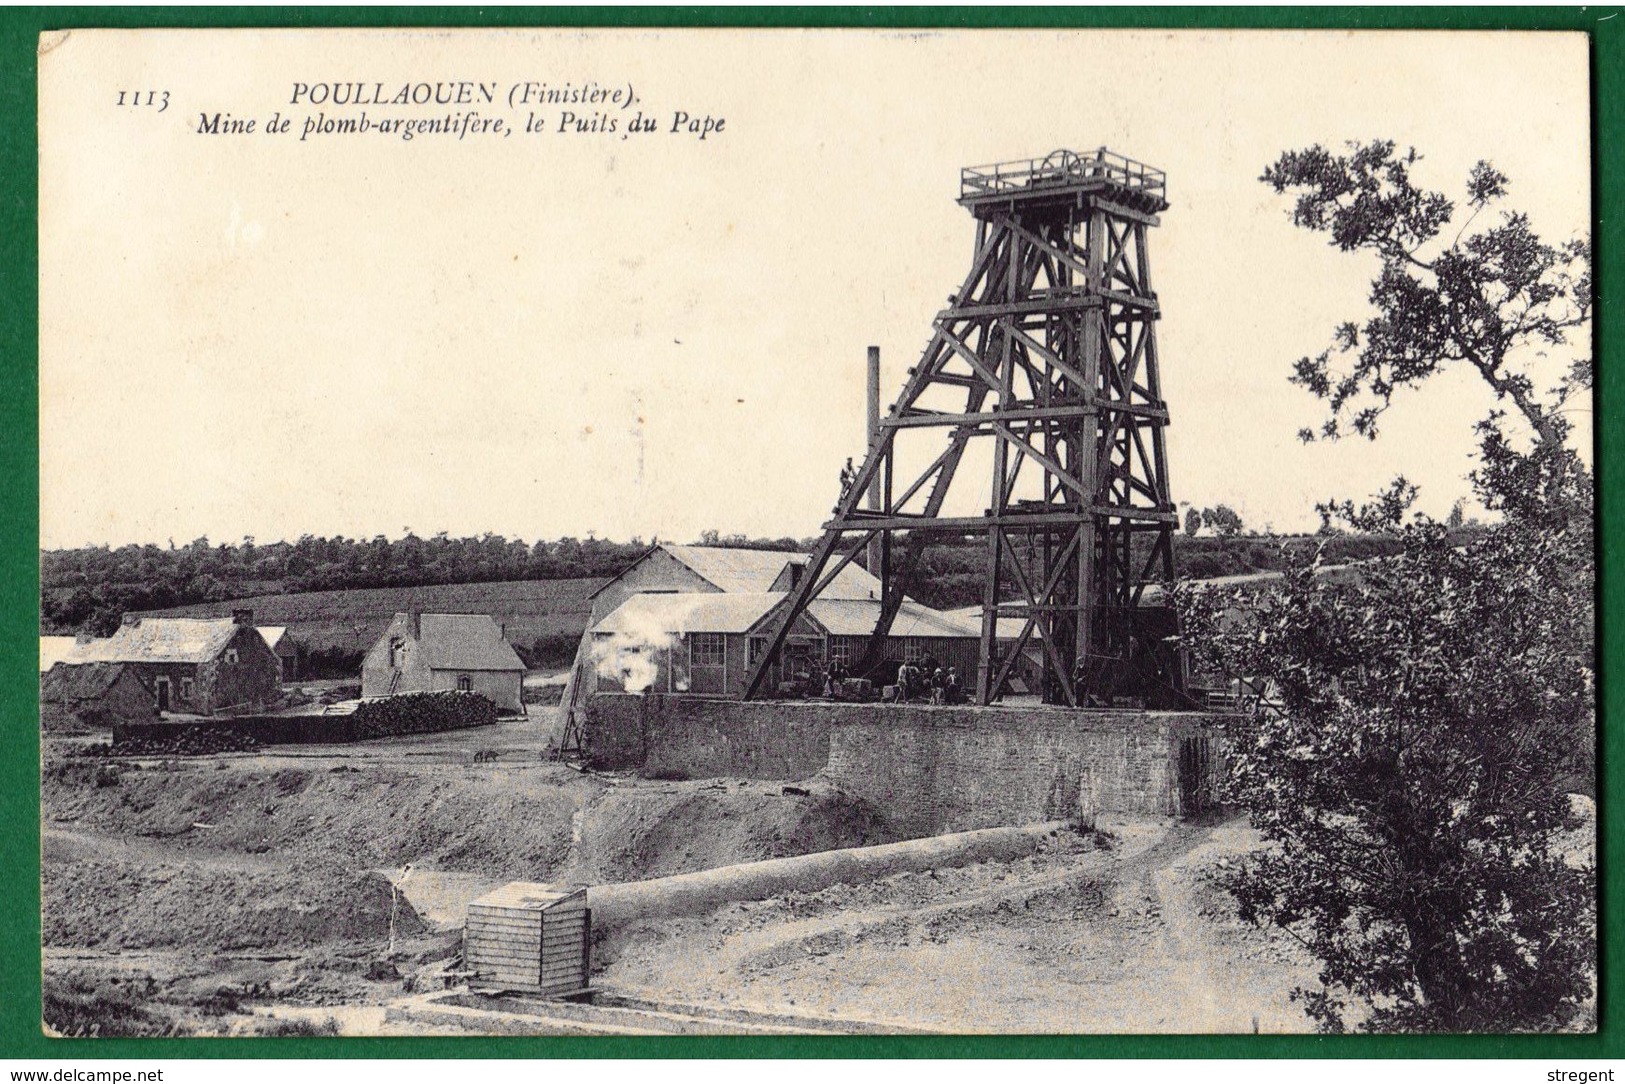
[352,691,495,739]
[81,727,259,757]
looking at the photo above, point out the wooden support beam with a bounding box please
[883,404,1097,429]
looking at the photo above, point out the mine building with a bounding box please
[65,609,281,715]
[361,611,525,714]
[569,543,981,704]
[584,542,885,626]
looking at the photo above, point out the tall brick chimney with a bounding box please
[232,608,254,626]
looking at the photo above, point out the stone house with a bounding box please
[68,609,281,715]
[360,612,525,714]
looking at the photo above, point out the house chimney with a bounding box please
[232,608,254,626]
[122,614,141,628]
[409,609,421,639]
[866,345,883,579]
[75,631,94,645]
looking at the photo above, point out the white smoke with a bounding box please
[590,594,710,694]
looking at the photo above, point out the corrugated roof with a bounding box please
[593,592,786,636]
[41,661,137,701]
[661,544,882,600]
[71,618,244,665]
[807,598,980,639]
[40,636,79,673]
[411,613,525,671]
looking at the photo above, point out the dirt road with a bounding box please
[598,815,1319,1033]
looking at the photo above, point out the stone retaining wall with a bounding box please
[582,694,1225,833]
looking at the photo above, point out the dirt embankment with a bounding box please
[43,730,901,1036]
[42,747,896,955]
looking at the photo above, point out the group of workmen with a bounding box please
[821,650,964,705]
[896,656,962,704]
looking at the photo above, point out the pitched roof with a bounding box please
[410,613,525,671]
[943,605,1045,641]
[769,554,883,601]
[257,626,288,652]
[808,598,981,639]
[593,592,787,636]
[659,545,809,594]
[41,661,138,701]
[593,589,982,641]
[40,636,79,673]
[602,544,882,601]
[70,618,245,665]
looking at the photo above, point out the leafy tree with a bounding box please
[1170,142,1598,1033]
[1262,141,1590,454]
[1183,508,1203,537]
[1175,492,1594,1032]
[1202,504,1245,538]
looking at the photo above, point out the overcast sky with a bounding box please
[39,29,1591,550]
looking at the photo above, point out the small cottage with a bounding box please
[361,612,525,714]
[67,610,280,715]
[39,661,154,730]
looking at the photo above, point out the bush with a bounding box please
[44,974,184,1038]
[250,1015,341,1037]
[349,690,495,739]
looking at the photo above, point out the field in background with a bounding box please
[136,578,603,663]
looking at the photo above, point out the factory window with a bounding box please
[390,638,407,668]
[180,677,194,702]
[829,640,854,663]
[225,648,239,665]
[748,636,767,664]
[690,633,725,668]
[903,641,926,662]
[457,674,472,692]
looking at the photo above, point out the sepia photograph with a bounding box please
[36,26,1596,1039]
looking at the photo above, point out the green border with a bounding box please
[3,5,1618,1060]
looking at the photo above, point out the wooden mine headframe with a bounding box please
[743,148,1188,707]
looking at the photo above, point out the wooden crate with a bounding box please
[463,882,590,996]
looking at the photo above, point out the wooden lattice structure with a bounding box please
[743,148,1189,707]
